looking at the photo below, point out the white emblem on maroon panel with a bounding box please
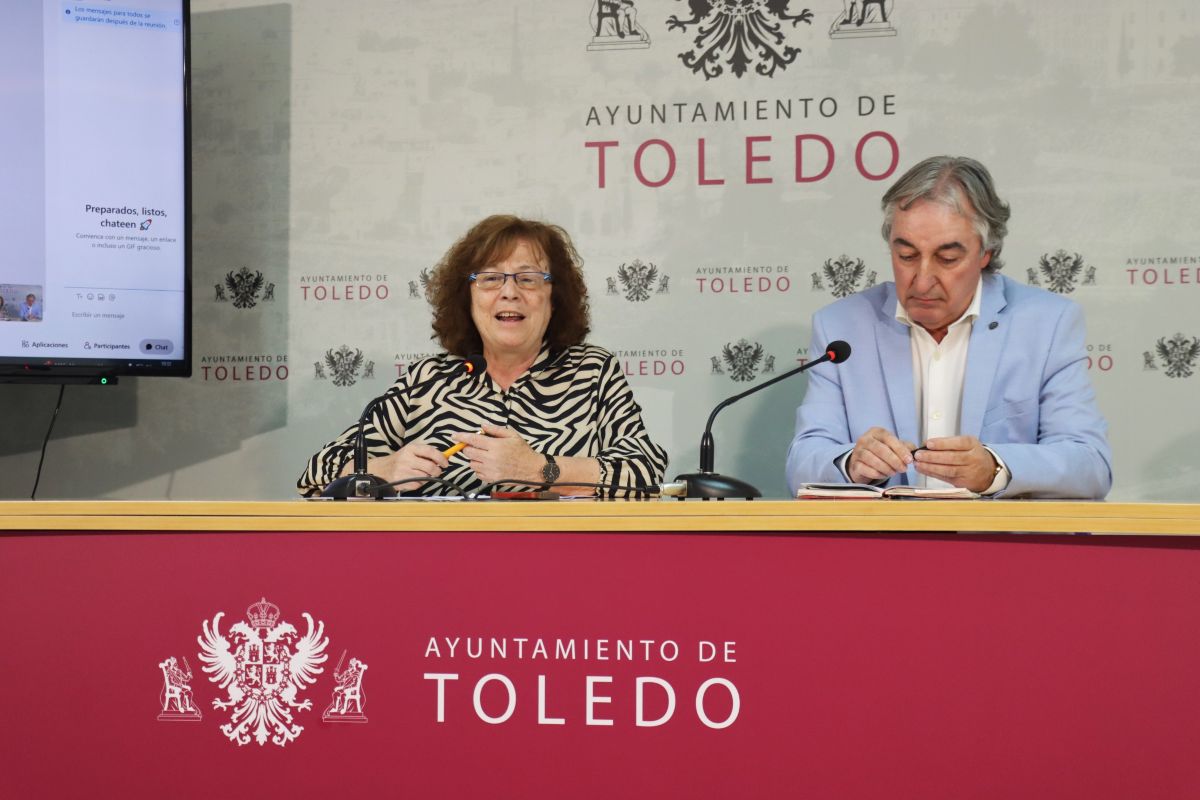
[197,597,329,747]
[322,650,369,723]
[157,656,202,721]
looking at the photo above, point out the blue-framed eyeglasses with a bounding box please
[469,271,552,290]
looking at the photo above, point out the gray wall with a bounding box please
[3,0,1198,501]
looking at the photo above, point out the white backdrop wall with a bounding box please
[2,0,1199,500]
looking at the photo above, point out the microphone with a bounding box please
[462,353,486,376]
[321,354,487,499]
[674,340,851,500]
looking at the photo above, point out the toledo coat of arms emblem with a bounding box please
[197,597,329,747]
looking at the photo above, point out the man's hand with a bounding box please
[452,424,543,485]
[847,426,917,484]
[914,435,998,493]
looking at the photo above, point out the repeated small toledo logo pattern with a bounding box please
[408,269,432,300]
[214,267,276,309]
[710,339,776,382]
[607,260,669,301]
[1026,250,1097,294]
[158,598,370,745]
[315,346,376,386]
[1146,334,1200,378]
[811,255,877,298]
[668,0,814,80]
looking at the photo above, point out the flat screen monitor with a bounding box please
[0,0,190,382]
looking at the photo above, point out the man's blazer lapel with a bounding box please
[961,274,1010,438]
[876,286,919,449]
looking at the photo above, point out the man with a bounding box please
[20,293,41,321]
[785,156,1111,499]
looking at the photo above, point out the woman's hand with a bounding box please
[452,424,543,485]
[362,440,450,482]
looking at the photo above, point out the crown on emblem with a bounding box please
[246,597,281,628]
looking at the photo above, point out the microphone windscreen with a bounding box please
[464,354,487,375]
[825,340,851,363]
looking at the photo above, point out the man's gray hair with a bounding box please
[880,156,1011,273]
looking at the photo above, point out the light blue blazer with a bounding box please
[785,273,1112,499]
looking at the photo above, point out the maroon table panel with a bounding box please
[2,529,1199,799]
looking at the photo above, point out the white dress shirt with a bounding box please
[897,276,1009,493]
[839,276,1009,494]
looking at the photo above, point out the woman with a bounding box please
[298,215,668,497]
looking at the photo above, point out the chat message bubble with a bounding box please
[62,3,180,32]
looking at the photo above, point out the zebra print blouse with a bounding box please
[298,343,669,497]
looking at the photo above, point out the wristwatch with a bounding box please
[540,453,560,485]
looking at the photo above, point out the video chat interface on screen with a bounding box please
[0,1,186,368]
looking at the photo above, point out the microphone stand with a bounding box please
[675,342,850,500]
[321,394,398,499]
[320,354,488,500]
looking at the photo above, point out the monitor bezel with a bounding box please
[0,0,192,383]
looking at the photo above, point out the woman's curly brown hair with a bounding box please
[428,215,591,356]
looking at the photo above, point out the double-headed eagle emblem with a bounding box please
[325,345,365,387]
[721,338,765,382]
[198,598,329,746]
[617,260,660,302]
[1155,333,1200,379]
[668,0,814,79]
[223,267,267,309]
[1038,250,1085,294]
[822,255,867,298]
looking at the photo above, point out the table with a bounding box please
[3,500,1200,799]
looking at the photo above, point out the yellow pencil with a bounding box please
[442,428,483,459]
